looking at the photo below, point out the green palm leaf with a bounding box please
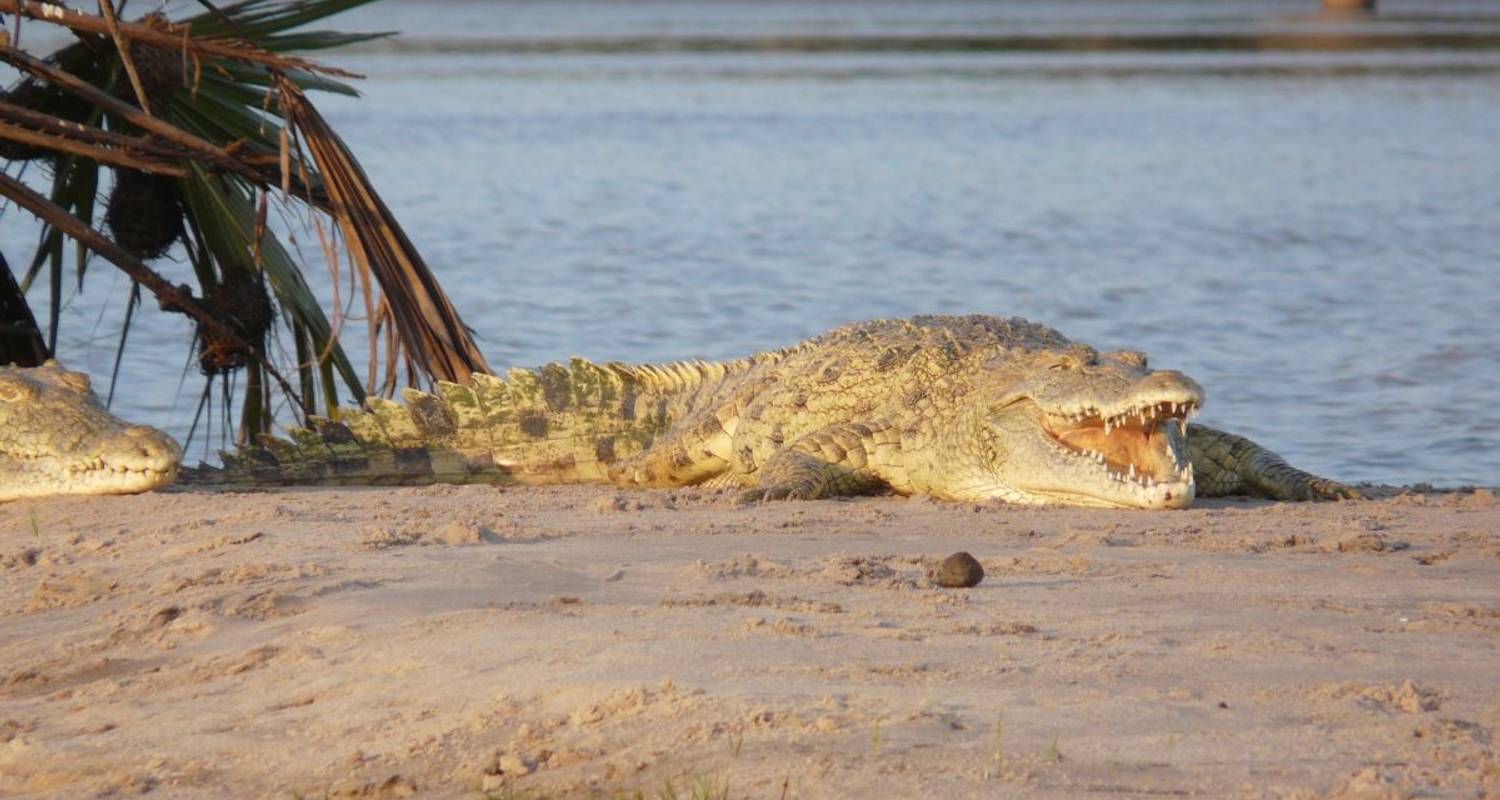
[0,0,486,448]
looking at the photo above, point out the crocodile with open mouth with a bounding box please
[182,315,1356,508]
[0,360,181,502]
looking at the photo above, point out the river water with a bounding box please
[3,0,1498,486]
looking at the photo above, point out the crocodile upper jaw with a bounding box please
[994,397,1199,509]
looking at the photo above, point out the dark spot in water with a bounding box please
[519,411,548,439]
[540,364,572,412]
[408,394,456,438]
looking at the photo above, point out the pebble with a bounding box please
[936,552,984,588]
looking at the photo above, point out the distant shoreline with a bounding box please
[355,31,1500,55]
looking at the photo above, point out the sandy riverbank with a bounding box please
[2,485,1497,798]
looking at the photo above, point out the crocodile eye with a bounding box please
[1051,345,1099,371]
[59,372,91,393]
[1048,355,1080,372]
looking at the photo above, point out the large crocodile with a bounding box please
[0,360,181,502]
[184,315,1357,508]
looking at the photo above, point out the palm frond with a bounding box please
[0,0,485,448]
[278,78,491,385]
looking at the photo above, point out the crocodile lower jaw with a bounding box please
[1024,474,1197,509]
[1036,398,1198,508]
[66,463,179,489]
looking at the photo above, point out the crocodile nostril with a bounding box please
[122,427,182,461]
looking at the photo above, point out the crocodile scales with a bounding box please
[184,315,1356,508]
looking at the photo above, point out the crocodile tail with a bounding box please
[180,355,767,487]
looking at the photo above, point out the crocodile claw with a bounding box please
[736,482,818,504]
[1307,478,1363,501]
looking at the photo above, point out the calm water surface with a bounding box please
[4,1,1498,486]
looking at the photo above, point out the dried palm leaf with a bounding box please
[0,0,484,448]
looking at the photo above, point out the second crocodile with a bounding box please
[0,360,181,502]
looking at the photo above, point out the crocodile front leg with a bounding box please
[739,421,901,502]
[608,410,737,488]
[1187,423,1359,500]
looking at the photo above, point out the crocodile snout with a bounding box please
[119,425,183,471]
[1135,370,1205,406]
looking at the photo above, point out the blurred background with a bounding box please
[3,0,1497,486]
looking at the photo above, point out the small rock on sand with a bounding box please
[936,552,984,588]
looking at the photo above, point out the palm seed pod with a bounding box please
[109,15,183,111]
[104,168,183,260]
[197,275,274,375]
[0,79,62,161]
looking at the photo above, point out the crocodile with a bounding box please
[0,360,182,502]
[187,315,1356,508]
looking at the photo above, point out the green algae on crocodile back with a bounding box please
[0,361,182,502]
[186,315,1357,509]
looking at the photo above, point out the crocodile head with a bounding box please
[967,343,1203,508]
[0,361,181,502]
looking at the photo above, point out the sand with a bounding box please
[2,484,1498,799]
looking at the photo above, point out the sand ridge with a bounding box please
[1,485,1498,798]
